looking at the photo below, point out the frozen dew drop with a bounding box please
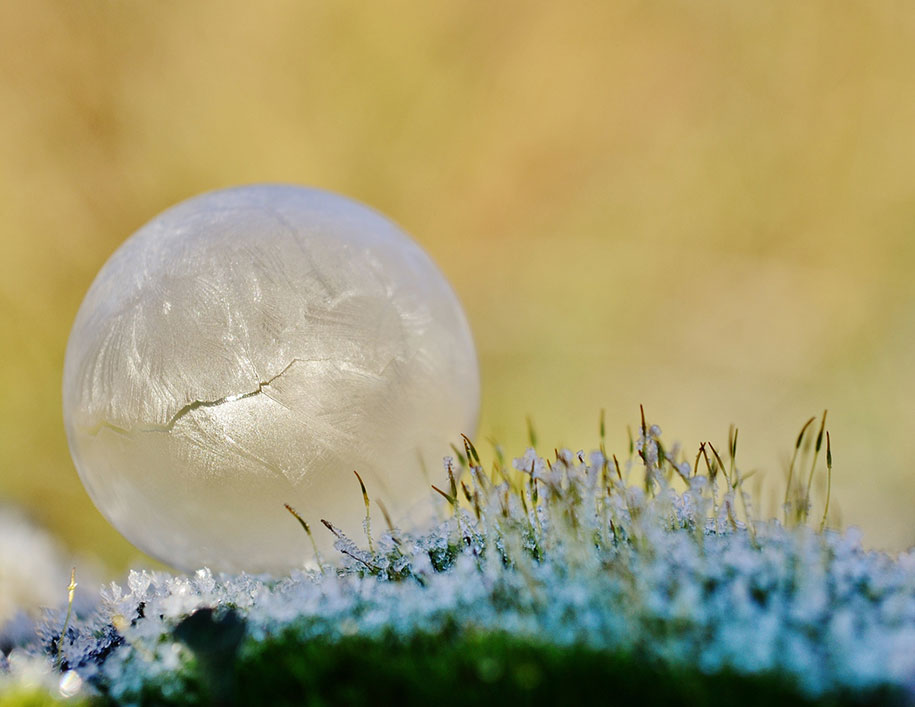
[59,670,83,699]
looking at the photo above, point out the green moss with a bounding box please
[128,618,908,707]
[32,416,915,706]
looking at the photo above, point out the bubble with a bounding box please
[63,185,479,572]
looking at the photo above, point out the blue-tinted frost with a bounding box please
[3,427,915,703]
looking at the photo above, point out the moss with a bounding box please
[127,620,908,707]
[24,416,915,705]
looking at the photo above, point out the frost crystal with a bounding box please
[5,422,915,703]
[6,425,910,704]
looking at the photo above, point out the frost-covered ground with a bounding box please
[2,421,915,705]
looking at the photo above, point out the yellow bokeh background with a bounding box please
[2,1,914,572]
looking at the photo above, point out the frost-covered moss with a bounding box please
[4,419,915,705]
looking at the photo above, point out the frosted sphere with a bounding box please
[63,185,479,572]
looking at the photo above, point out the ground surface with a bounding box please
[2,426,914,705]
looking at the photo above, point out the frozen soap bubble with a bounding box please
[63,184,479,573]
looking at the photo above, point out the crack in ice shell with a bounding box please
[85,357,336,436]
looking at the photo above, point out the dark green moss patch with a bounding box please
[131,618,908,707]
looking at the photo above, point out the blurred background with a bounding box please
[1,0,914,574]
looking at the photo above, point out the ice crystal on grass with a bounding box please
[3,415,915,705]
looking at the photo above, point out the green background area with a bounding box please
[1,1,914,573]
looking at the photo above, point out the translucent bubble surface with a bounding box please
[63,185,479,572]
